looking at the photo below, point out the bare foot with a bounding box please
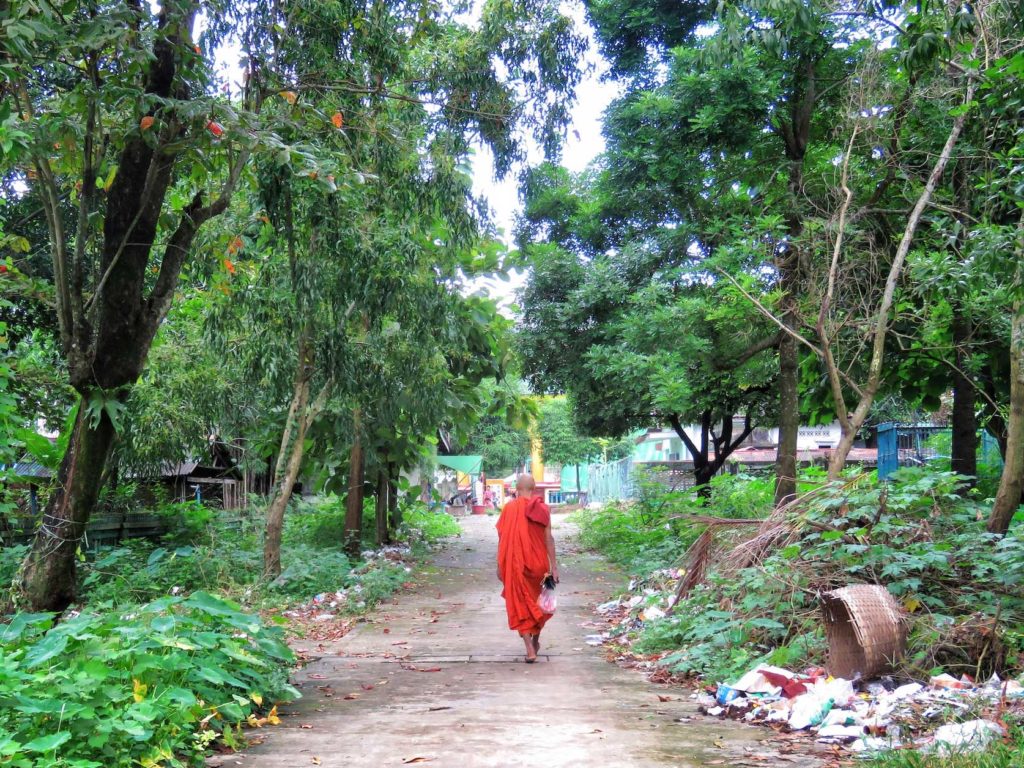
[522,634,537,662]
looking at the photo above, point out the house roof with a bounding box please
[11,459,52,479]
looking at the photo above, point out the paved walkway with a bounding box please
[214,514,822,767]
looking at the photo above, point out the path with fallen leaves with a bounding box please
[210,513,825,768]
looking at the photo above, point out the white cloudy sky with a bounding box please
[465,8,619,310]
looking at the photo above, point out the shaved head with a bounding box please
[515,475,537,495]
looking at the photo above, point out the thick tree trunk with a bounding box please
[263,374,311,580]
[375,468,389,546]
[989,303,1024,535]
[950,311,978,484]
[20,400,118,611]
[19,5,244,609]
[775,332,800,506]
[344,412,364,556]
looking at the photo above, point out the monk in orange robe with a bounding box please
[496,475,559,662]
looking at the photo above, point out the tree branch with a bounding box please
[818,127,859,432]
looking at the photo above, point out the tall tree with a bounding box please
[536,396,600,493]
[4,1,271,609]
[3,0,584,608]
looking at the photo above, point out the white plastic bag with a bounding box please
[538,586,557,613]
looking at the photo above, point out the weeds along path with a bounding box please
[211,513,824,767]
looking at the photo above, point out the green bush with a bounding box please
[0,592,298,767]
[579,468,1024,683]
[399,502,461,543]
[155,499,218,545]
[285,495,347,546]
[572,472,772,577]
[80,536,262,607]
[0,544,27,596]
[269,546,353,599]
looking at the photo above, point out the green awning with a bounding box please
[436,455,483,474]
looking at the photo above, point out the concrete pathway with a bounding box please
[214,514,823,768]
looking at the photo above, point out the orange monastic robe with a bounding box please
[496,496,553,634]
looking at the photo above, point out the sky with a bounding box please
[465,8,620,311]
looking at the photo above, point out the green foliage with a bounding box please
[0,593,298,768]
[76,493,452,610]
[455,380,533,476]
[398,504,462,543]
[573,472,771,576]
[0,544,27,601]
[577,470,1024,683]
[537,396,601,468]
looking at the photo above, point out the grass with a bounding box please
[866,727,1024,768]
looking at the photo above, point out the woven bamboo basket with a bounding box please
[821,584,907,679]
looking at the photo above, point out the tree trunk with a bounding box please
[950,311,978,484]
[989,303,1024,534]
[388,467,401,533]
[19,4,245,609]
[263,374,311,580]
[375,468,389,547]
[671,413,754,495]
[774,331,800,506]
[20,398,118,611]
[344,411,364,556]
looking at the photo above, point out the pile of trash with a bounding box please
[698,664,1023,756]
[584,569,679,650]
[278,543,414,641]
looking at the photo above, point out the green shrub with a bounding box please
[580,468,1024,682]
[0,592,298,767]
[572,472,772,577]
[268,546,353,599]
[155,500,218,545]
[284,495,347,546]
[399,502,461,543]
[572,502,679,575]
[80,536,262,607]
[0,544,27,597]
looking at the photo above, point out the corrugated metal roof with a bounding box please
[12,460,52,479]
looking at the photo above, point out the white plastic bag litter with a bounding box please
[817,724,866,740]
[730,665,793,695]
[928,720,1005,756]
[789,692,833,730]
[821,709,862,727]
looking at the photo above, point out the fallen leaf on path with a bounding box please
[300,724,314,729]
[312,758,321,766]
[428,706,452,712]
[657,695,673,702]
[361,684,375,690]
[383,628,391,634]
[392,641,408,645]
[376,679,389,685]
[343,693,360,700]
[308,674,327,679]
[403,759,434,764]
